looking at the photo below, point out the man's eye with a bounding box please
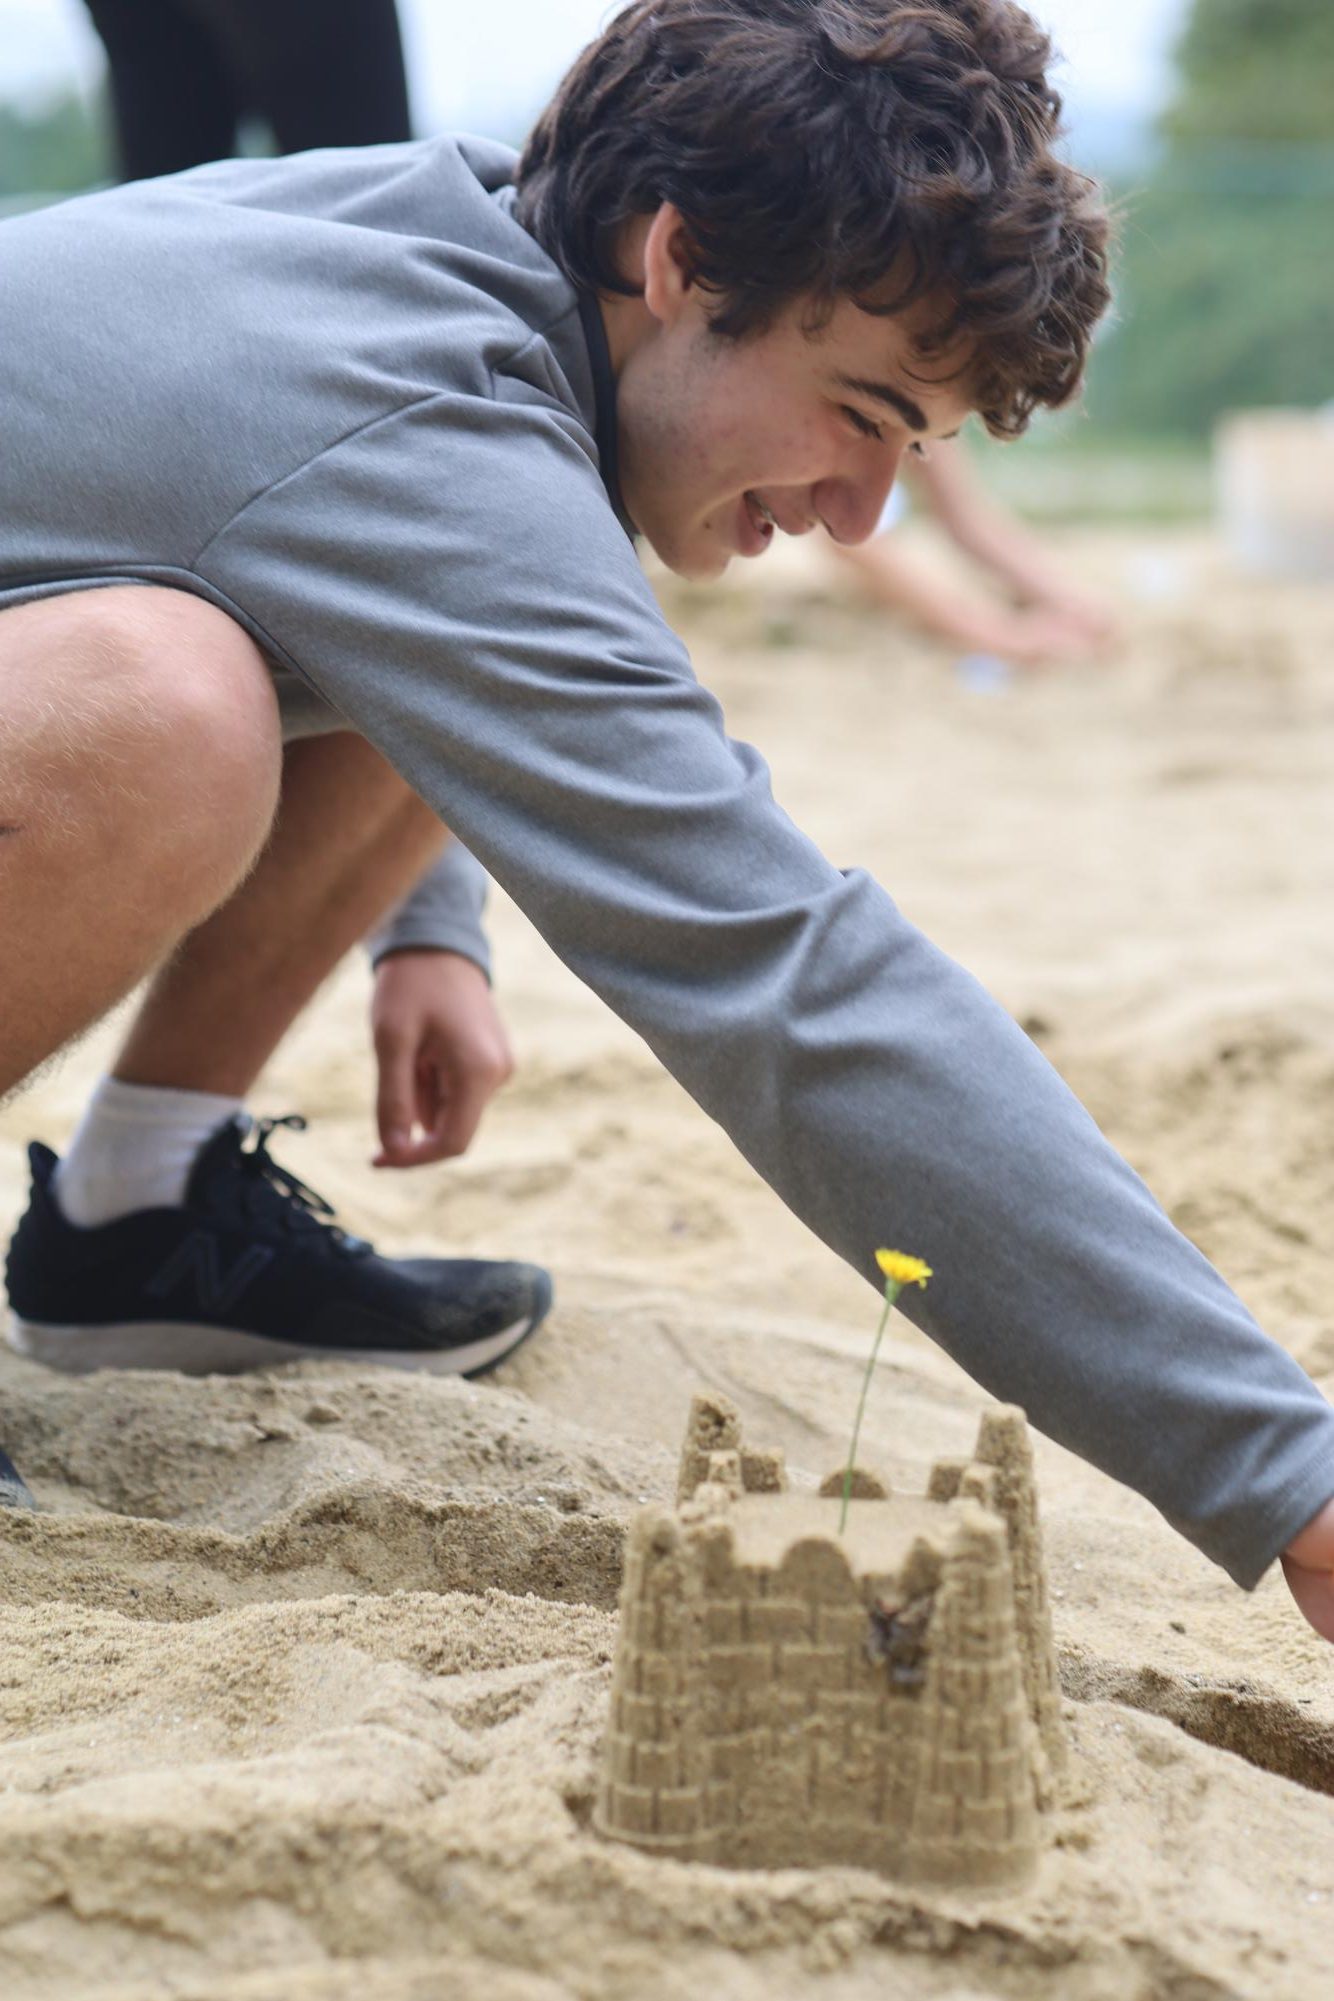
[908,441,930,461]
[843,406,884,441]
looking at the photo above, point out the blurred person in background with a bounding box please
[829,436,1118,670]
[83,0,413,176]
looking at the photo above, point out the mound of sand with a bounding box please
[2,527,1333,1998]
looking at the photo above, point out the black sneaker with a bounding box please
[0,1444,35,1509]
[5,1114,552,1378]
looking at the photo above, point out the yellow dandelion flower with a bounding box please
[875,1248,933,1288]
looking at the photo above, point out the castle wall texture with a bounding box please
[594,1395,1064,1891]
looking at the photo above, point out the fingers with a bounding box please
[370,950,515,1169]
[1284,1494,1334,1570]
[429,1064,494,1159]
[1281,1554,1334,1644]
[1280,1496,1334,1644]
[373,1022,418,1166]
[373,1043,513,1168]
[376,1071,489,1167]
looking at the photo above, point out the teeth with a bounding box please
[750,494,777,529]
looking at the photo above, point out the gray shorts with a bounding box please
[268,661,344,741]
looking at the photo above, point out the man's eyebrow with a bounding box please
[833,372,929,433]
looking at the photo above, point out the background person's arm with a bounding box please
[828,525,1099,666]
[912,438,1118,646]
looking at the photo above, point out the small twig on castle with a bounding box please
[839,1248,932,1534]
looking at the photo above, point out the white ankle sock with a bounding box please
[53,1077,247,1228]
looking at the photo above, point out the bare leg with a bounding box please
[0,587,283,1097]
[114,731,449,1095]
[1,604,545,1439]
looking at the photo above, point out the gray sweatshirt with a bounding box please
[2,136,1331,1587]
[265,566,491,976]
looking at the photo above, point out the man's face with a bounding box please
[610,209,976,581]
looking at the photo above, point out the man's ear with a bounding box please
[641,203,696,329]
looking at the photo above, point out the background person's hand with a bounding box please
[370,949,514,1168]
[981,603,1112,669]
[1281,1495,1334,1641]
[1020,582,1121,653]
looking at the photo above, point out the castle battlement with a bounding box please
[594,1394,1064,1890]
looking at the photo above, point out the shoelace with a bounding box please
[234,1114,372,1257]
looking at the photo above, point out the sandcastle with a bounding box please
[594,1394,1065,1891]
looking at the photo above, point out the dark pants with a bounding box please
[83,0,412,179]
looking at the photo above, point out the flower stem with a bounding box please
[839,1278,901,1534]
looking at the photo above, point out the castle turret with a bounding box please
[595,1509,708,1856]
[901,1504,1042,1891]
[973,1406,1066,1785]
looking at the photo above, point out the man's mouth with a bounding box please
[739,490,777,554]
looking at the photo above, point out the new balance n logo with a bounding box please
[144,1232,275,1317]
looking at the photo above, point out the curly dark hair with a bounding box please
[516,0,1111,439]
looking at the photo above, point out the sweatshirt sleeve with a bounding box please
[195,386,1334,1590]
[366,840,491,978]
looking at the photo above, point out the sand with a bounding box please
[2,523,1333,1998]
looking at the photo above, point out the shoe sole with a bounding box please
[7,1302,546,1381]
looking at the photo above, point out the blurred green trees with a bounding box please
[1163,0,1334,146]
[0,91,107,204]
[1091,0,1334,438]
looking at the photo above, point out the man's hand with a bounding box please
[1281,1497,1334,1641]
[370,949,513,1167]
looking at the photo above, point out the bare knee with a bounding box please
[1,585,282,913]
[112,589,283,881]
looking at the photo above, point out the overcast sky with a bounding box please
[3,0,1191,136]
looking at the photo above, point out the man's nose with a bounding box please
[815,446,905,546]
